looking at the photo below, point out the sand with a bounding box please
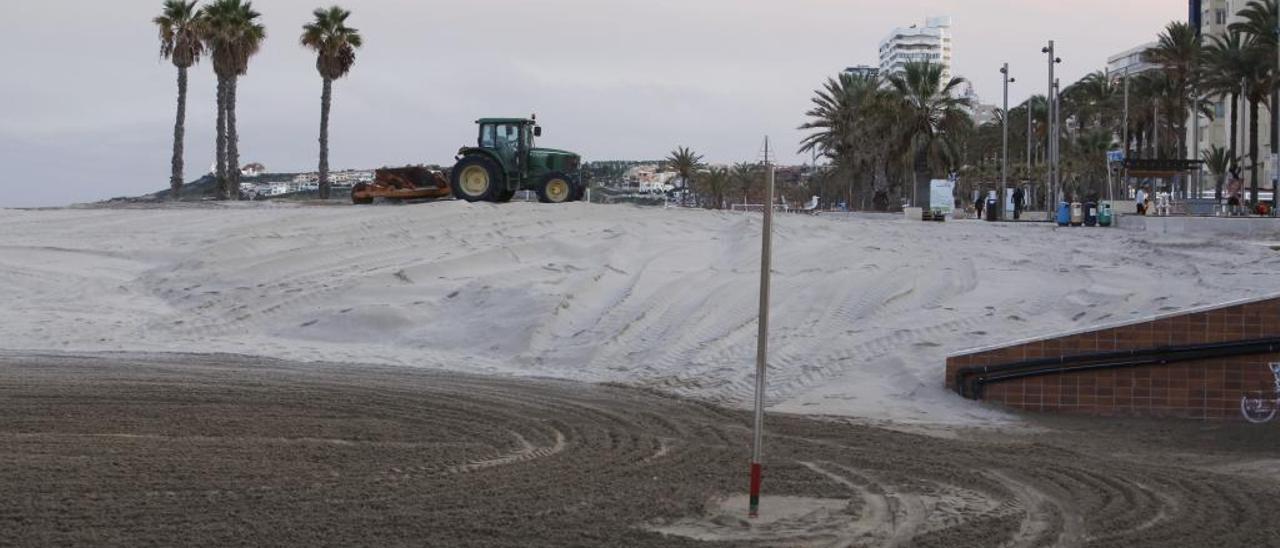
[3,353,1279,547]
[2,201,1279,426]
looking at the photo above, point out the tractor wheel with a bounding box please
[495,187,516,203]
[536,172,574,204]
[351,182,373,204]
[450,156,501,202]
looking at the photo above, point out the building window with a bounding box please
[1216,9,1227,25]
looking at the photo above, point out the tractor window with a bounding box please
[479,124,495,148]
[494,124,519,155]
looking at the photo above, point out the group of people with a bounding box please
[1133,167,1272,216]
[971,187,1026,220]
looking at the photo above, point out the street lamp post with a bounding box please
[1054,78,1062,203]
[1273,15,1279,209]
[1026,94,1033,204]
[1001,64,1015,220]
[1123,68,1130,198]
[1042,42,1061,211]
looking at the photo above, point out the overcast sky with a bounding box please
[0,0,1184,207]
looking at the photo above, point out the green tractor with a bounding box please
[450,116,584,203]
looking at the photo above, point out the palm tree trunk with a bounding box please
[1250,97,1260,209]
[215,76,228,201]
[170,66,188,201]
[318,77,332,200]
[1272,88,1278,209]
[913,147,929,209]
[227,74,241,201]
[1229,93,1240,171]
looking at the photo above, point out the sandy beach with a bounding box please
[3,202,1279,426]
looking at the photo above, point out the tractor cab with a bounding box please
[451,116,582,203]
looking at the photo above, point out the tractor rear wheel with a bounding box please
[450,156,501,202]
[536,172,574,204]
[351,182,373,204]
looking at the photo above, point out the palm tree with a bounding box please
[1144,22,1200,163]
[201,0,266,200]
[1062,71,1119,132]
[695,166,730,209]
[1240,61,1272,207]
[889,61,973,207]
[154,0,205,200]
[1202,31,1256,176]
[302,6,363,200]
[798,72,899,208]
[1203,145,1235,202]
[665,146,703,206]
[1230,0,1278,207]
[730,162,758,204]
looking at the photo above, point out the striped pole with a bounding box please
[749,137,774,518]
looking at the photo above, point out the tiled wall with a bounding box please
[945,297,1280,420]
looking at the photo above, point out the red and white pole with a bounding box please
[749,137,774,518]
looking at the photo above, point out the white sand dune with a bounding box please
[3,202,1278,426]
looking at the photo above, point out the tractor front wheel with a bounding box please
[536,172,574,204]
[351,182,373,204]
[450,156,501,202]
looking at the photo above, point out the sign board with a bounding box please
[1106,150,1125,163]
[929,179,955,214]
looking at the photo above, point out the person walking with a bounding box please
[1011,186,1025,220]
[974,189,985,219]
[1135,186,1147,215]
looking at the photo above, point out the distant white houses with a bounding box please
[240,162,266,177]
[240,169,374,198]
[624,165,677,193]
[207,162,269,177]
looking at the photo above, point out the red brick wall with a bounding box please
[946,297,1280,420]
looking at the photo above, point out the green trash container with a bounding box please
[1098,201,1113,227]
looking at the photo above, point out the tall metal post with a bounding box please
[748,137,774,519]
[1042,42,1060,209]
[1053,78,1061,203]
[1123,68,1130,197]
[1001,63,1014,220]
[1026,95,1033,191]
[1273,14,1279,209]
[1193,96,1201,200]
[1154,101,1160,160]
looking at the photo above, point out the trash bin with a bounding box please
[1084,201,1098,227]
[1098,201,1113,227]
[985,194,999,222]
[1070,202,1084,226]
[1056,202,1071,226]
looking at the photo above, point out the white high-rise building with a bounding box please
[842,65,880,79]
[878,16,953,83]
[1191,0,1274,197]
[1106,42,1159,77]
